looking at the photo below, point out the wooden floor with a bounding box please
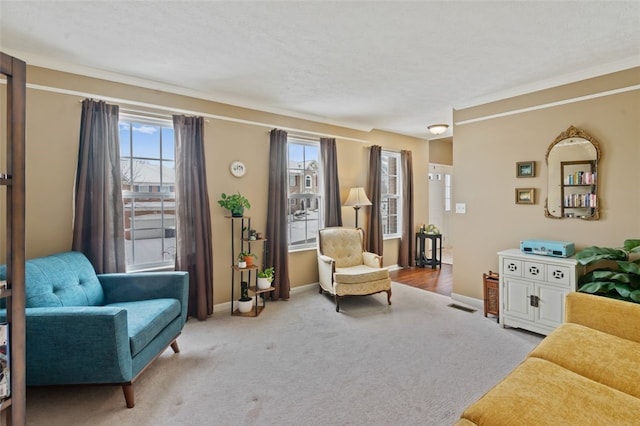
[389,263,453,297]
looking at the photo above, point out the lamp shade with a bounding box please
[427,124,449,135]
[344,187,372,207]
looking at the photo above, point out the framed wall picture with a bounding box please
[515,188,535,204]
[517,161,535,178]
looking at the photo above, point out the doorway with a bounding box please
[428,163,453,264]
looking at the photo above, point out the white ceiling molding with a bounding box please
[455,84,640,126]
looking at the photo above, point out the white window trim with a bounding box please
[119,117,176,272]
[381,150,402,239]
[287,138,324,251]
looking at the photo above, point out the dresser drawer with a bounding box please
[503,258,522,277]
[546,264,571,287]
[524,261,545,281]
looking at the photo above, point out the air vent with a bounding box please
[448,303,477,313]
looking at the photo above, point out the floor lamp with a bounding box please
[344,187,372,228]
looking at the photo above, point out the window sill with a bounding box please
[126,264,175,273]
[288,245,317,254]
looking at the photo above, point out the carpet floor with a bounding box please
[24,283,542,426]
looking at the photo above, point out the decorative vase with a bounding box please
[238,260,247,268]
[257,277,271,290]
[237,298,253,313]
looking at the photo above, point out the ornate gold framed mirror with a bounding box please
[545,125,601,220]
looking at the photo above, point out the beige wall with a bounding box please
[429,137,453,165]
[452,67,640,302]
[21,66,429,305]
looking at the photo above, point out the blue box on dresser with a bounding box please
[520,239,575,258]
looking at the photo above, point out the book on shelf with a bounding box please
[0,323,9,399]
[564,193,596,208]
[566,171,596,185]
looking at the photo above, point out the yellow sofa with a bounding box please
[456,292,640,425]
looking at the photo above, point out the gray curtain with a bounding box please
[173,115,214,320]
[399,150,414,267]
[266,129,291,300]
[72,99,125,273]
[320,137,343,227]
[366,145,383,255]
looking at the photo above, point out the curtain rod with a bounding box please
[365,145,402,153]
[28,82,372,143]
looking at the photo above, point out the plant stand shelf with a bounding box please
[231,287,275,317]
[233,305,265,317]
[228,216,273,317]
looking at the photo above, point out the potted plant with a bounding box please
[217,192,251,217]
[576,239,640,303]
[237,251,256,268]
[237,281,253,313]
[257,267,275,290]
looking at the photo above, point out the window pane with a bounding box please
[120,119,175,271]
[445,173,451,211]
[119,123,131,156]
[287,140,322,248]
[388,176,397,194]
[162,127,175,160]
[380,151,402,237]
[132,124,160,158]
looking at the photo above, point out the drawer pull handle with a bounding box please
[552,270,565,280]
[529,295,540,307]
[507,263,517,272]
[529,266,539,275]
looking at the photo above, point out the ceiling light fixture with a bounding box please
[427,124,449,135]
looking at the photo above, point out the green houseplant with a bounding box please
[576,239,640,303]
[257,267,275,290]
[237,251,256,268]
[217,192,250,217]
[237,281,253,313]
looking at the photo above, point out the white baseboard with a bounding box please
[213,300,232,313]
[450,292,484,311]
[212,282,319,314]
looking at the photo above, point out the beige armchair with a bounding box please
[317,227,392,312]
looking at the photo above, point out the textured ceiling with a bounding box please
[1,1,639,139]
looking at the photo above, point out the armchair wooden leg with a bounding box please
[386,289,392,305]
[319,284,323,294]
[334,295,340,312]
[170,340,180,353]
[122,383,135,408]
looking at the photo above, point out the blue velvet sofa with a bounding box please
[0,251,189,408]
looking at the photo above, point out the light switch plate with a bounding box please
[456,203,466,214]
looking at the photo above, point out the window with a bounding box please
[119,118,176,271]
[287,139,322,249]
[444,173,451,212]
[381,151,402,237]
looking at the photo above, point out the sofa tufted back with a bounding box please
[318,227,365,268]
[21,251,105,308]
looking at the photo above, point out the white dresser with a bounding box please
[498,249,583,335]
